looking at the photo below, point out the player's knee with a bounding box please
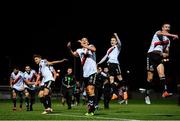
[159,76,166,81]
[38,91,44,98]
[86,85,95,96]
[12,93,17,98]
[25,92,29,97]
[147,74,153,81]
[43,88,49,96]
[117,75,122,81]
[109,76,114,84]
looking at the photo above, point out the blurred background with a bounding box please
[0,1,180,94]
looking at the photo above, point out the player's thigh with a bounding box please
[43,88,50,96]
[24,89,30,97]
[147,71,154,81]
[157,63,165,77]
[38,90,44,97]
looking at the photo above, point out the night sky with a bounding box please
[1,1,180,91]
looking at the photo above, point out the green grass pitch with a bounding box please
[0,99,180,120]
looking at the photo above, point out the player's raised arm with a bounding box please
[67,41,79,57]
[114,33,122,47]
[48,58,68,65]
[78,40,96,52]
[157,31,179,40]
[98,54,108,65]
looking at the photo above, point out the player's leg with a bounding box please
[108,63,119,100]
[30,90,35,111]
[144,71,154,104]
[110,76,118,100]
[76,93,80,105]
[85,85,95,116]
[117,74,128,104]
[140,54,154,104]
[67,89,73,109]
[18,91,24,111]
[157,63,172,97]
[43,88,51,112]
[12,89,17,111]
[48,88,52,109]
[85,74,96,116]
[103,81,111,108]
[38,89,48,114]
[24,89,30,111]
[43,81,53,112]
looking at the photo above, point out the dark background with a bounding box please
[0,1,180,92]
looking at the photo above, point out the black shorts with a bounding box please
[147,52,163,71]
[107,63,121,76]
[83,73,96,87]
[12,88,24,97]
[39,80,52,91]
[24,88,36,96]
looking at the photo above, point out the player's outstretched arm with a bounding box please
[67,41,79,57]
[48,58,68,65]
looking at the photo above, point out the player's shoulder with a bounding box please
[40,59,48,64]
[18,71,24,77]
[155,30,161,35]
[23,71,27,75]
[31,69,36,73]
[89,44,95,47]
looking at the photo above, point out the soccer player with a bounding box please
[23,65,38,111]
[140,23,179,104]
[67,37,97,116]
[102,67,111,109]
[95,66,106,110]
[73,80,81,106]
[48,65,57,110]
[33,54,67,114]
[10,67,24,111]
[62,67,76,109]
[98,33,127,101]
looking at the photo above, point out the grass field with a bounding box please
[0,98,180,120]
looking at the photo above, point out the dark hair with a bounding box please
[162,22,170,27]
[13,66,19,70]
[111,35,116,39]
[67,67,73,70]
[33,54,41,59]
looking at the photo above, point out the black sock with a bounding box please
[88,96,95,113]
[145,81,152,96]
[48,96,51,108]
[111,83,118,95]
[40,97,48,109]
[20,97,23,108]
[13,98,16,107]
[45,95,51,108]
[160,77,167,91]
[25,97,29,108]
[30,98,34,110]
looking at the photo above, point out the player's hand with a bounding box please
[77,40,82,43]
[63,58,68,62]
[114,33,117,36]
[67,42,71,48]
[35,81,39,86]
[172,34,179,40]
[67,85,70,88]
[77,40,85,47]
[162,53,169,58]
